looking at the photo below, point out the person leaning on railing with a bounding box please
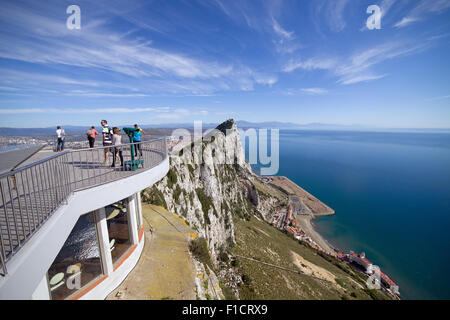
[111,127,124,168]
[56,125,66,152]
[101,120,113,165]
[86,125,98,148]
[133,124,144,157]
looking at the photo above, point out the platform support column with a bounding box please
[96,208,114,276]
[136,191,143,227]
[127,195,139,245]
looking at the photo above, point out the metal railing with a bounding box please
[0,138,167,276]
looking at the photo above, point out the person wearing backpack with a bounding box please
[101,120,113,165]
[56,125,66,152]
[86,125,98,148]
[133,124,144,157]
[111,127,124,168]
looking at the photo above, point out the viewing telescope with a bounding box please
[122,127,144,171]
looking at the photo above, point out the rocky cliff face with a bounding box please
[142,119,284,260]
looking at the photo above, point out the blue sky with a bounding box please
[0,0,449,128]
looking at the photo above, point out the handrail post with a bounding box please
[0,230,6,275]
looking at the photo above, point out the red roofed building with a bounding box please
[286,226,296,236]
[348,251,374,274]
[380,271,400,295]
[337,252,348,260]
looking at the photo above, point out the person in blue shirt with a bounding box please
[133,124,144,157]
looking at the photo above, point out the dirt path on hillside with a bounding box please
[106,204,197,300]
[291,251,336,284]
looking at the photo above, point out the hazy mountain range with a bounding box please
[0,121,449,136]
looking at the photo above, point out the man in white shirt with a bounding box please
[56,126,66,152]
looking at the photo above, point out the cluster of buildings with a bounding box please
[270,204,331,256]
[0,135,87,150]
[338,251,400,296]
[0,136,47,147]
[270,205,400,298]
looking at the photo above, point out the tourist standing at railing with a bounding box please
[56,126,66,152]
[86,125,98,148]
[111,127,124,168]
[101,120,113,165]
[133,124,144,157]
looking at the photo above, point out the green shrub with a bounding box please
[196,188,217,220]
[336,278,346,288]
[364,288,383,300]
[187,164,195,176]
[221,285,237,300]
[242,274,252,285]
[218,247,229,263]
[174,184,182,203]
[145,186,167,209]
[167,168,178,189]
[189,237,213,270]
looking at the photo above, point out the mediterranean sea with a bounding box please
[248,130,450,300]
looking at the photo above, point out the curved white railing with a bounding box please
[0,138,167,275]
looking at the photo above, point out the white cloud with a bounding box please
[394,17,420,28]
[425,94,450,101]
[395,0,450,28]
[317,0,350,32]
[0,107,161,114]
[282,57,337,73]
[335,41,430,84]
[338,74,387,85]
[283,38,433,85]
[0,2,276,97]
[0,106,213,118]
[300,88,329,95]
[272,18,294,40]
[360,0,398,31]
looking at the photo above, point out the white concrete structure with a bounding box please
[0,142,168,300]
[349,251,374,274]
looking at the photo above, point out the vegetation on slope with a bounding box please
[228,216,391,300]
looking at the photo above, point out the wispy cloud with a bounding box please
[313,0,350,33]
[395,0,450,28]
[272,18,293,40]
[394,17,420,28]
[338,74,387,85]
[360,0,398,30]
[300,88,329,95]
[271,17,302,54]
[282,57,337,73]
[0,107,157,114]
[283,38,433,85]
[425,94,450,102]
[0,106,210,118]
[0,1,277,97]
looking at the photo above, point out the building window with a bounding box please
[105,199,132,266]
[47,212,103,300]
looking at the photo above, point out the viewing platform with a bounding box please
[0,138,169,299]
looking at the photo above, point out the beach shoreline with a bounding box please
[264,176,337,255]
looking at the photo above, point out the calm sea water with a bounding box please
[248,130,450,300]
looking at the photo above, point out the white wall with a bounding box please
[0,157,168,299]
